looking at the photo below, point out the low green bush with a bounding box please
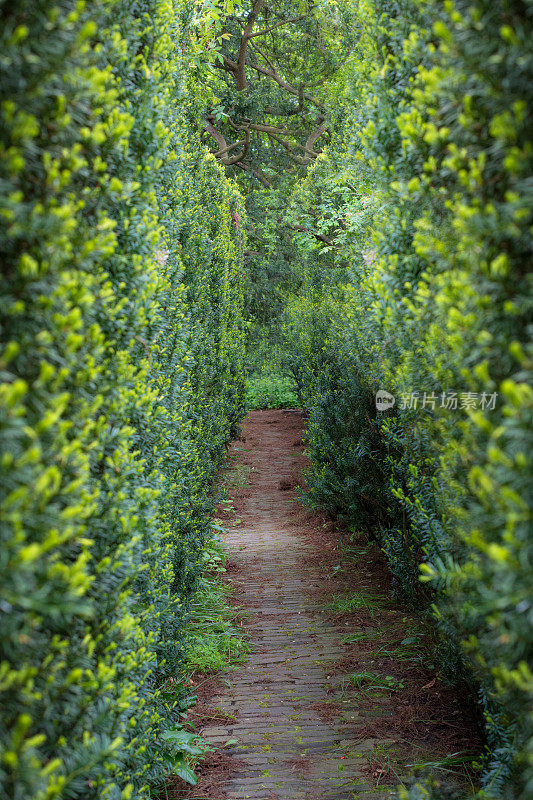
[0,2,245,798]
[246,374,300,410]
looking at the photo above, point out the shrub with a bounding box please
[283,0,533,796]
[0,2,246,798]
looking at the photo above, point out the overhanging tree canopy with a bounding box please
[202,0,343,186]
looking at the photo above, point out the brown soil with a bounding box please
[168,750,243,800]
[171,409,481,799]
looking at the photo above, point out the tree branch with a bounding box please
[236,0,265,90]
[250,15,306,38]
[246,60,324,111]
[205,117,250,165]
[304,116,327,156]
[215,139,248,158]
[288,224,338,248]
[234,161,273,187]
[267,132,312,165]
[205,117,228,152]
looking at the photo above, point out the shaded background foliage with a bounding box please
[0,0,246,797]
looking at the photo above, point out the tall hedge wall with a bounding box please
[0,1,246,798]
[282,0,532,797]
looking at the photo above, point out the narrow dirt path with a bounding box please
[188,410,479,800]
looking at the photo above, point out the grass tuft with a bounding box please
[183,536,250,674]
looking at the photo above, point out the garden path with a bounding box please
[186,410,478,800]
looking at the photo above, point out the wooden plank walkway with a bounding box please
[200,410,392,799]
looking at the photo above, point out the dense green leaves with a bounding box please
[0,1,246,797]
[1,0,531,797]
[282,1,533,797]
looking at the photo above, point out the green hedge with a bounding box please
[0,2,245,798]
[282,0,532,797]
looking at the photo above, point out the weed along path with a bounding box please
[180,410,480,800]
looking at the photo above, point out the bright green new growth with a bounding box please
[0,1,246,798]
